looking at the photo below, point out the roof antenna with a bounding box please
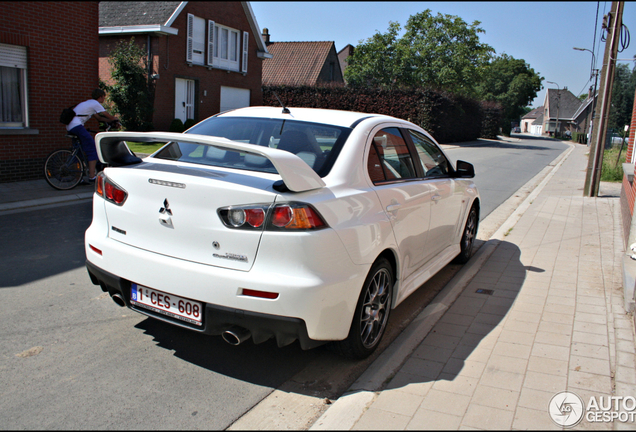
[273,92,290,114]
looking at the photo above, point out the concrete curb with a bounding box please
[310,239,501,430]
[310,142,577,430]
[0,192,93,213]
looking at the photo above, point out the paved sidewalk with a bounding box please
[313,144,636,430]
[0,178,93,212]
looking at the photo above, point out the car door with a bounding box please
[406,129,464,255]
[367,127,433,281]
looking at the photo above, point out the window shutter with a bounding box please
[207,20,215,66]
[186,14,194,62]
[0,43,27,68]
[241,31,249,73]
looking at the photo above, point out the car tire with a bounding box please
[333,257,393,359]
[453,204,478,264]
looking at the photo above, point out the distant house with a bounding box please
[520,106,544,135]
[261,29,344,86]
[570,87,597,142]
[542,88,593,137]
[99,1,271,131]
[337,44,354,80]
[0,1,99,182]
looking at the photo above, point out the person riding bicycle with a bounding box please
[66,89,119,181]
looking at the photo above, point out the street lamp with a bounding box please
[546,81,560,138]
[573,47,599,144]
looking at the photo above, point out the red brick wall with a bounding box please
[0,1,99,182]
[98,2,264,132]
[620,85,636,246]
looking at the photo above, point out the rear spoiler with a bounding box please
[95,131,326,193]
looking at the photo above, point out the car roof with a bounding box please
[217,106,393,128]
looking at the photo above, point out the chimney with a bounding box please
[261,28,270,45]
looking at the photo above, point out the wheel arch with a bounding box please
[374,248,400,307]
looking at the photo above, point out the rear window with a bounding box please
[154,117,351,177]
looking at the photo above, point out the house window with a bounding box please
[187,14,246,73]
[0,43,28,128]
[212,23,240,71]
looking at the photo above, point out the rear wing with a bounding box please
[95,131,326,193]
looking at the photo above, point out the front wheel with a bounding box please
[44,149,83,190]
[333,258,393,359]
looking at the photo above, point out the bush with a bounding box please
[105,37,154,131]
[183,118,197,130]
[262,85,502,143]
[169,118,184,133]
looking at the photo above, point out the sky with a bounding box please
[250,1,636,108]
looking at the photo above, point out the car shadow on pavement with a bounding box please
[384,241,528,393]
[131,241,527,402]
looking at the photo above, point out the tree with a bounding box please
[609,61,636,132]
[345,9,494,95]
[104,37,154,131]
[475,54,543,135]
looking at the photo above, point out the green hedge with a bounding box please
[262,85,503,143]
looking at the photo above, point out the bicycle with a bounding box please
[44,121,119,190]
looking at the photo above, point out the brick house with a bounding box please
[542,88,588,137]
[99,1,271,131]
[0,1,99,183]
[260,29,344,86]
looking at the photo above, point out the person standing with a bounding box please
[66,89,119,181]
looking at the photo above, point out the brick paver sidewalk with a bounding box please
[350,144,636,430]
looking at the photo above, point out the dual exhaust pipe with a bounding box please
[109,293,251,346]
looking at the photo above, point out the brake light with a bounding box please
[95,172,128,206]
[218,202,327,230]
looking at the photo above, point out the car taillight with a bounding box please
[95,172,128,206]
[218,202,327,231]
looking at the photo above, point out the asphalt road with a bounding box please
[444,134,570,220]
[0,135,568,429]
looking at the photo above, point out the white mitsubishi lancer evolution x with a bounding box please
[85,106,479,359]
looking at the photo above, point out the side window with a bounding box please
[408,130,450,177]
[367,128,416,184]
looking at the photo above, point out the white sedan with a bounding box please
[85,107,479,359]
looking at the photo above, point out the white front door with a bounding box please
[175,78,195,122]
[220,86,250,113]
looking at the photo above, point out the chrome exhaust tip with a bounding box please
[111,293,126,307]
[222,326,251,346]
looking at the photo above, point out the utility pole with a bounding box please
[584,1,624,197]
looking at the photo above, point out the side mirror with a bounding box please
[455,160,475,178]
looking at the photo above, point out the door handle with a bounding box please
[386,203,401,212]
[432,194,442,201]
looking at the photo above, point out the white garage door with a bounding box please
[220,86,250,113]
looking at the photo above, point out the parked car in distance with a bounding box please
[513,127,521,133]
[85,107,480,359]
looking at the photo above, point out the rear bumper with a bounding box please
[86,260,325,349]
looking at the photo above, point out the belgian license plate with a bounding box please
[131,284,203,326]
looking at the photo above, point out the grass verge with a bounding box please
[600,146,626,182]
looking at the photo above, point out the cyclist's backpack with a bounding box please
[59,105,77,125]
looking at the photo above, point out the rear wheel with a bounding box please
[453,205,478,264]
[44,150,83,190]
[334,258,393,359]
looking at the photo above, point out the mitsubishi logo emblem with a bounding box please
[159,199,173,216]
